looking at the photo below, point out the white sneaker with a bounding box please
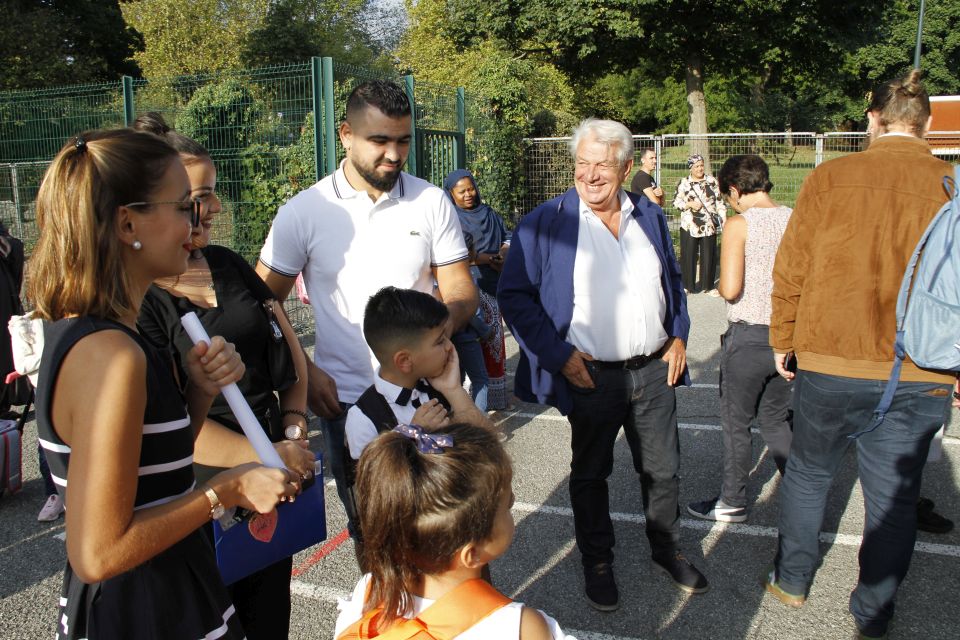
[38,494,64,522]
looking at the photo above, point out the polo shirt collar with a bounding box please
[331,160,405,203]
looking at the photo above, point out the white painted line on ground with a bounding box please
[498,412,960,446]
[290,579,644,640]
[513,502,960,558]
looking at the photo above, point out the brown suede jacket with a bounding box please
[770,134,955,383]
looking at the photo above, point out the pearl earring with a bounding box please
[133,240,142,250]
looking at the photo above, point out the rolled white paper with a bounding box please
[180,311,287,469]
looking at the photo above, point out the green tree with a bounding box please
[121,0,269,78]
[241,0,386,69]
[0,0,141,90]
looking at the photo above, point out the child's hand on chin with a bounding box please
[427,347,461,395]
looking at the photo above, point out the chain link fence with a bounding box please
[521,132,960,240]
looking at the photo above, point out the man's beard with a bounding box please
[353,158,402,192]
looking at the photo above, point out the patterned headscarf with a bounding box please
[687,154,704,168]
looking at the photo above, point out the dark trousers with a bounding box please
[228,556,293,639]
[680,229,717,293]
[774,371,951,636]
[567,358,681,567]
[320,402,358,537]
[719,322,793,507]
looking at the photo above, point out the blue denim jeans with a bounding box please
[567,358,681,566]
[774,371,951,636]
[453,334,489,412]
[320,403,358,537]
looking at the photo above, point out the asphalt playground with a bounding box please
[1,294,958,639]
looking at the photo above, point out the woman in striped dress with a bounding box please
[27,129,307,639]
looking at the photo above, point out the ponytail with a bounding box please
[867,69,931,137]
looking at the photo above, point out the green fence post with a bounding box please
[456,87,466,170]
[122,76,135,126]
[404,75,418,178]
[322,57,337,176]
[310,57,324,181]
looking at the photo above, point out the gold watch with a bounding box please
[202,485,226,520]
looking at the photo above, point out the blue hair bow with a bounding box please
[393,424,454,454]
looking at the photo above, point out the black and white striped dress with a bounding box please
[37,317,245,640]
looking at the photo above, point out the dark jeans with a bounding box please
[567,358,681,567]
[719,322,793,507]
[320,402,358,537]
[453,334,489,411]
[680,229,717,293]
[228,556,293,639]
[38,442,56,496]
[774,371,951,636]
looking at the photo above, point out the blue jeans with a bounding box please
[453,335,489,412]
[319,403,358,537]
[774,371,951,636]
[567,358,681,566]
[38,442,56,497]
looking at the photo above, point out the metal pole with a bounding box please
[9,165,24,237]
[456,87,466,170]
[122,76,135,126]
[404,75,418,178]
[654,136,662,185]
[815,134,824,167]
[310,57,323,182]
[322,57,337,177]
[914,0,926,69]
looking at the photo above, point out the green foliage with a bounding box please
[0,0,141,90]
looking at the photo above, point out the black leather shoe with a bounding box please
[583,563,620,611]
[652,551,709,594]
[917,498,954,534]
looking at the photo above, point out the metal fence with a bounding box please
[521,132,960,236]
[0,59,475,333]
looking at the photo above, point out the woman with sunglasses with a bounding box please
[28,128,301,640]
[134,113,312,639]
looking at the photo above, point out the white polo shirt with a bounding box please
[566,191,668,361]
[259,165,468,402]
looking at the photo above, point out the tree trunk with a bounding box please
[685,51,710,173]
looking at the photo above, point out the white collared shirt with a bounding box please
[259,162,467,402]
[344,370,431,459]
[566,191,668,360]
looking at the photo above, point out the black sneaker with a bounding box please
[652,551,709,594]
[687,497,747,523]
[583,562,619,611]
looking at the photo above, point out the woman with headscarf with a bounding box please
[673,154,726,295]
[443,169,511,411]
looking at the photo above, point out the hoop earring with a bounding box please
[132,240,142,250]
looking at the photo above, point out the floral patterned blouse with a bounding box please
[673,175,727,237]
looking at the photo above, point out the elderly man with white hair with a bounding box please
[499,118,707,611]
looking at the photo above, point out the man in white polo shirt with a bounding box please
[256,80,477,540]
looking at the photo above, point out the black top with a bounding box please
[138,245,285,442]
[631,169,656,195]
[37,316,244,640]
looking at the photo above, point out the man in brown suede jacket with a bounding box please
[762,71,956,640]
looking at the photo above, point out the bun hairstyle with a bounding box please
[355,422,511,628]
[867,69,931,137]
[28,129,179,321]
[133,112,210,163]
[717,155,774,197]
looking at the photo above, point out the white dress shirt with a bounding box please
[566,191,668,361]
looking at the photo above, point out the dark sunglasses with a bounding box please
[124,197,202,228]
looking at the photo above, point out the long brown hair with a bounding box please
[868,69,930,137]
[28,129,179,321]
[355,422,511,628]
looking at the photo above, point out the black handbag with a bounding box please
[261,300,298,393]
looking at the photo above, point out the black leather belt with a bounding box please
[592,354,656,370]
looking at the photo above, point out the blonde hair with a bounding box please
[28,129,179,321]
[867,69,930,137]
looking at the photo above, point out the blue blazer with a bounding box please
[497,188,691,415]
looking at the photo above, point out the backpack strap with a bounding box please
[337,579,512,640]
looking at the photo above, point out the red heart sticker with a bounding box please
[248,510,278,543]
